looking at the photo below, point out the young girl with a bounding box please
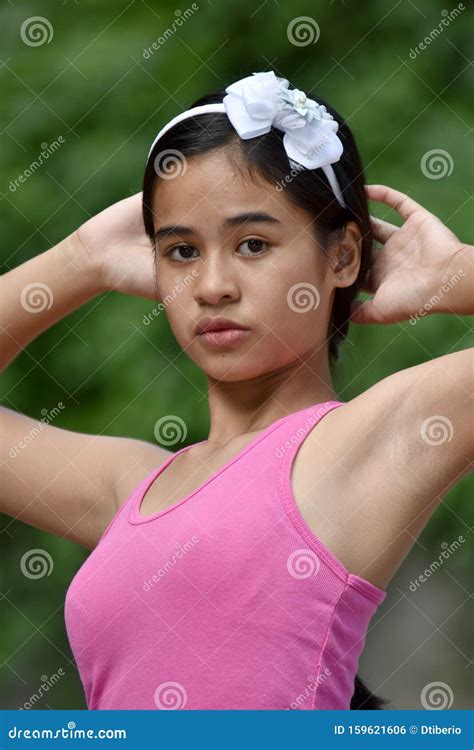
[2,71,472,711]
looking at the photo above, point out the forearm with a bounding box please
[436,243,473,316]
[0,232,104,373]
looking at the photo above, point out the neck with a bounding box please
[203,348,336,448]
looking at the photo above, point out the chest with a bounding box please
[138,426,352,565]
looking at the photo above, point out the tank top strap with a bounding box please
[268,399,345,463]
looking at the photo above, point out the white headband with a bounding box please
[147,70,347,209]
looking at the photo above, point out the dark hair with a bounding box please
[142,84,373,364]
[142,81,383,708]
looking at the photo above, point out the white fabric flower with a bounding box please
[223,71,343,174]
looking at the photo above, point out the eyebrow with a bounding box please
[153,211,282,241]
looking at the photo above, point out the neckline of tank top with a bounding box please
[128,399,345,526]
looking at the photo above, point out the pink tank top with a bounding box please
[65,400,386,710]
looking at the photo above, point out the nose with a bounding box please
[193,251,240,306]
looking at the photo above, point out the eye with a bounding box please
[165,244,198,262]
[237,238,269,256]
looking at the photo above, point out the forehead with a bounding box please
[151,148,311,230]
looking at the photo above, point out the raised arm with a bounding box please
[307,185,473,588]
[1,194,170,550]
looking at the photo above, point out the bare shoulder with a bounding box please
[106,436,173,514]
[1,404,172,551]
[296,350,473,588]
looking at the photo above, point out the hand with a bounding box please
[350,184,463,324]
[73,192,157,300]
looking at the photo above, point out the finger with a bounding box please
[365,184,427,222]
[369,215,399,245]
[349,299,381,325]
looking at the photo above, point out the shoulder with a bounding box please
[104,436,173,514]
[297,350,472,587]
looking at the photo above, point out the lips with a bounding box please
[195,317,249,335]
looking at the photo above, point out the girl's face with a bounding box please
[151,148,354,382]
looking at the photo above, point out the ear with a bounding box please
[329,221,362,288]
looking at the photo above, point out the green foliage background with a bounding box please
[0,0,472,709]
